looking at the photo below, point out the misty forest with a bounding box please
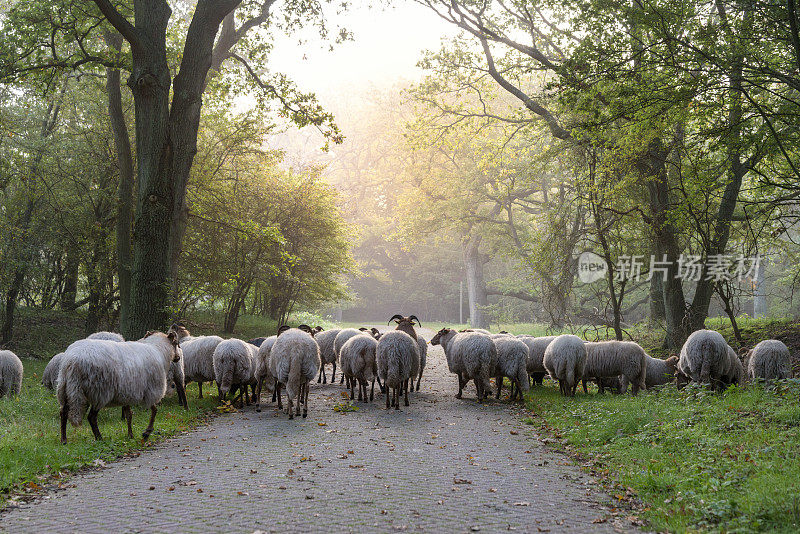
[2,0,800,532]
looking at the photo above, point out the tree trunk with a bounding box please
[754,255,768,318]
[463,236,489,329]
[105,32,134,332]
[85,241,104,336]
[60,250,79,310]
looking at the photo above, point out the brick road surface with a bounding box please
[1,330,636,533]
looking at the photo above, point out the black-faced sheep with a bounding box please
[387,315,425,391]
[746,339,792,382]
[0,350,23,398]
[57,332,184,443]
[581,341,647,396]
[543,334,586,397]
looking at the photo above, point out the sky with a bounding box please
[268,0,459,104]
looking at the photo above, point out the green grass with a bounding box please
[0,359,217,509]
[524,380,800,532]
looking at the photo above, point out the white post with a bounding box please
[459,280,464,325]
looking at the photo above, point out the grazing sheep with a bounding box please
[340,334,378,402]
[0,350,23,398]
[431,328,496,402]
[170,324,223,399]
[595,376,623,394]
[491,336,530,400]
[269,326,321,419]
[543,335,586,397]
[57,332,184,443]
[376,330,418,409]
[581,341,647,396]
[314,328,341,383]
[721,345,745,388]
[86,331,125,342]
[624,355,679,390]
[212,338,255,405]
[518,336,555,386]
[42,352,66,391]
[747,340,792,382]
[254,335,277,412]
[677,329,730,391]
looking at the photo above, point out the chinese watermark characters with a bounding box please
[612,254,760,282]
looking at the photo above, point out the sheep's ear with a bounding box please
[168,331,179,345]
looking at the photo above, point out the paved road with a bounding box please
[1,332,634,533]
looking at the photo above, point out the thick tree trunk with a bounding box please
[463,237,489,329]
[105,32,134,332]
[641,139,687,349]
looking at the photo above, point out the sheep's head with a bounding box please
[169,322,191,340]
[314,326,324,334]
[664,355,679,372]
[167,331,182,362]
[430,327,452,346]
[388,314,421,339]
[298,324,314,335]
[277,325,292,336]
[674,367,690,389]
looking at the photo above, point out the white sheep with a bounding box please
[340,334,378,402]
[0,350,23,398]
[518,335,555,386]
[581,341,647,396]
[677,329,730,391]
[57,331,184,443]
[86,331,125,342]
[254,335,277,412]
[313,328,341,383]
[170,324,223,399]
[721,345,745,388]
[335,328,365,385]
[543,334,586,397]
[269,327,321,419]
[212,338,255,405]
[376,330,418,409]
[491,336,530,400]
[431,328,496,402]
[42,352,65,391]
[627,355,679,390]
[746,339,792,382]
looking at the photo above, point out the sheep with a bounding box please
[491,336,530,400]
[335,328,365,384]
[86,331,125,342]
[269,325,321,419]
[44,333,127,392]
[746,339,792,382]
[431,328,496,401]
[340,334,378,402]
[721,345,745,388]
[359,327,382,339]
[254,335,277,412]
[387,315,425,391]
[170,323,223,399]
[676,329,730,391]
[314,328,341,383]
[543,334,586,397]
[42,352,66,391]
[376,330,418,409]
[638,355,679,390]
[518,335,555,386]
[580,341,647,396]
[0,350,23,398]
[212,338,256,405]
[57,331,184,443]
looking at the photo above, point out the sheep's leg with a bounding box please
[123,405,134,438]
[404,380,409,407]
[272,379,278,403]
[357,378,363,401]
[339,364,344,384]
[350,376,355,400]
[582,379,589,394]
[142,405,157,440]
[317,365,323,384]
[276,382,283,410]
[255,379,263,412]
[87,407,103,441]
[370,379,375,402]
[630,375,640,396]
[60,401,69,445]
[385,384,391,409]
[394,387,400,410]
[495,375,503,399]
[296,386,302,416]
[287,391,294,419]
[456,372,464,399]
[303,382,309,418]
[376,374,385,394]
[198,381,203,399]
[322,364,328,385]
[416,369,423,391]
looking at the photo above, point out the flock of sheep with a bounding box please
[0,316,793,445]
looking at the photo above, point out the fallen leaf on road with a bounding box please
[453,478,472,484]
[513,502,530,506]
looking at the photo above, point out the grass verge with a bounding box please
[524,380,800,532]
[0,359,217,510]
